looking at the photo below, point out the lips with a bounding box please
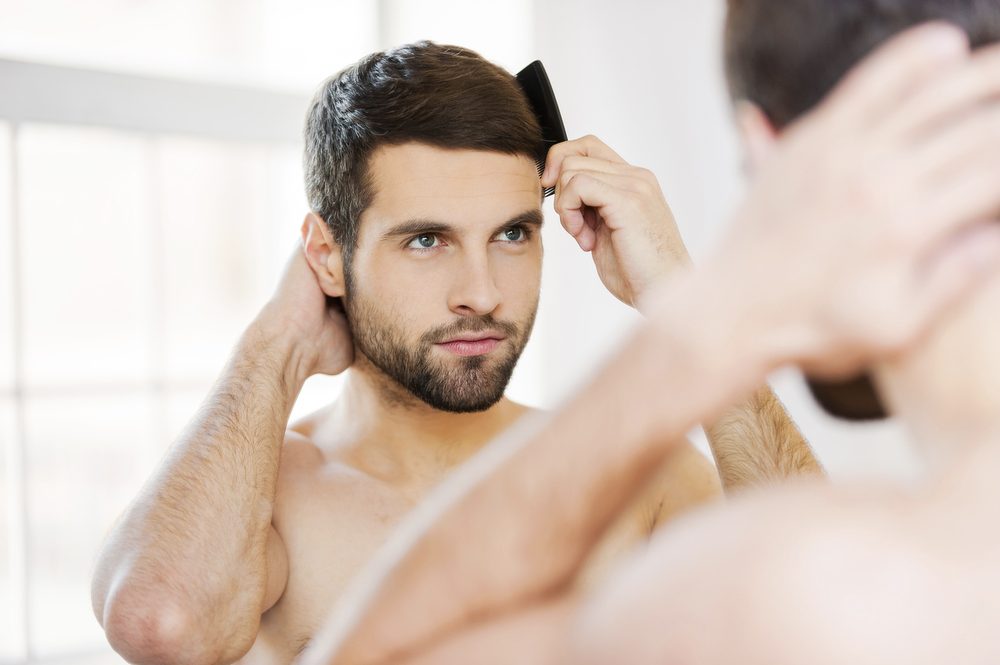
[435,331,507,357]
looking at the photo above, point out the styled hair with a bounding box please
[303,41,542,265]
[724,0,1000,128]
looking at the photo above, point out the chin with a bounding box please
[419,390,506,414]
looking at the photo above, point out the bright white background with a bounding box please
[0,1,918,662]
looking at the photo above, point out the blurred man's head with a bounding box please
[723,0,1000,440]
[302,42,543,413]
[724,0,1000,130]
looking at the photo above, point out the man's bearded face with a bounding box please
[343,142,544,411]
[345,291,537,412]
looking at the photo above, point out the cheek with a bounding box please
[494,250,542,308]
[355,250,452,329]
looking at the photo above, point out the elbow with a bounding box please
[101,584,246,665]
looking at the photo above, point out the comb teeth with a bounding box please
[536,160,555,198]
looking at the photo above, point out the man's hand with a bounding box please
[697,23,1000,379]
[542,135,689,309]
[258,243,354,379]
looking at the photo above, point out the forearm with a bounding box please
[305,269,781,665]
[705,385,823,492]
[93,316,308,663]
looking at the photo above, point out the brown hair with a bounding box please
[724,0,1000,129]
[303,41,541,267]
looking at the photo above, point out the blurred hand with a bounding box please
[542,135,690,309]
[706,23,1000,378]
[257,243,354,378]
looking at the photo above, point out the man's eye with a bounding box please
[496,226,528,243]
[407,234,441,250]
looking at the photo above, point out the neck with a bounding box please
[324,356,529,487]
[878,274,1000,466]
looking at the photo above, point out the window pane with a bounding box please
[0,0,376,93]
[18,125,154,390]
[157,137,302,385]
[0,123,14,394]
[25,394,157,657]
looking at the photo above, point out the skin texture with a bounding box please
[297,24,1000,665]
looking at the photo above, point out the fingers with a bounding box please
[885,42,1000,144]
[542,135,626,188]
[554,172,622,251]
[909,96,1000,244]
[909,100,1000,185]
[918,163,1000,249]
[823,22,969,129]
[555,156,657,201]
[911,221,1000,327]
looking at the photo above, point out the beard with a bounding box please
[343,291,537,413]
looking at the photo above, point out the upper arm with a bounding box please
[261,524,289,613]
[260,429,317,615]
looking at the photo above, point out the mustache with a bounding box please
[421,316,520,345]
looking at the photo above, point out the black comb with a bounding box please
[516,60,567,198]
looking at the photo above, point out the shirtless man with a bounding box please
[90,42,815,665]
[293,16,1000,665]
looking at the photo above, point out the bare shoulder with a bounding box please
[641,439,723,533]
[574,440,722,589]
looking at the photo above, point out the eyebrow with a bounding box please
[380,208,544,242]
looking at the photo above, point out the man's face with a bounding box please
[343,142,543,413]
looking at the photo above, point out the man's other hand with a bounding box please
[706,23,1000,379]
[542,135,690,310]
[258,242,354,379]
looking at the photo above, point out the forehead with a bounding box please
[363,142,541,231]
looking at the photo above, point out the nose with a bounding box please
[447,251,502,317]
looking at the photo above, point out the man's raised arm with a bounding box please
[91,236,352,665]
[538,134,821,494]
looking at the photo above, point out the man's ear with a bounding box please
[734,101,779,175]
[301,212,346,297]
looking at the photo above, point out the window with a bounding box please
[0,2,537,661]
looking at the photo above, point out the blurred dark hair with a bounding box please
[303,41,541,268]
[723,0,1000,419]
[725,0,1000,129]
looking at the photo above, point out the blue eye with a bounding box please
[496,226,528,243]
[407,234,440,250]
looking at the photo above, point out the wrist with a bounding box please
[246,310,315,392]
[630,247,694,314]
